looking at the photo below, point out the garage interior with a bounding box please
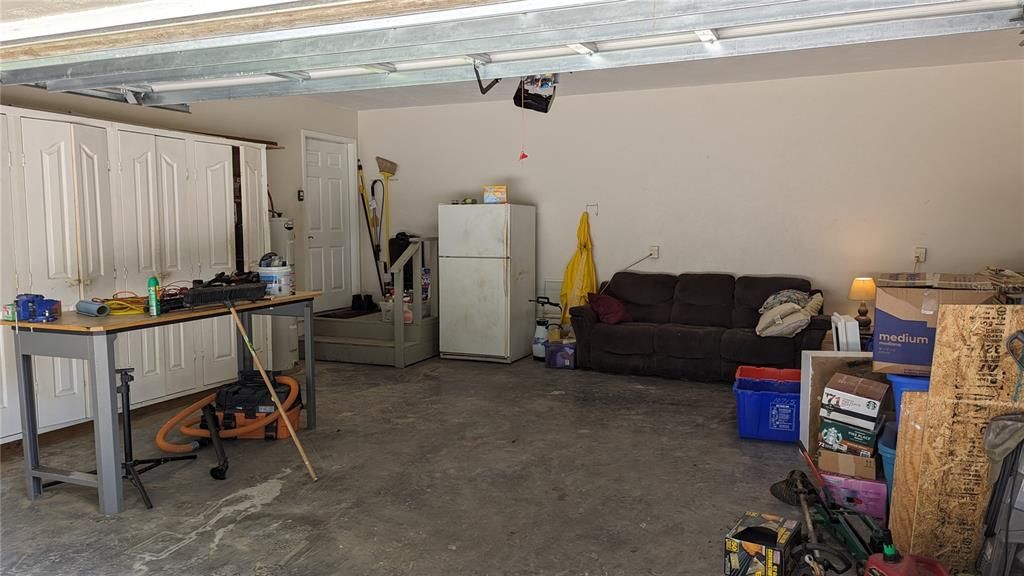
[0,1,1023,575]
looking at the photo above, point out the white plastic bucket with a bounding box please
[257,266,295,296]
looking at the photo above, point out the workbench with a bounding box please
[0,291,319,515]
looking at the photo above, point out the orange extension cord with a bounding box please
[155,375,300,453]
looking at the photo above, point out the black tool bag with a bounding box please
[213,371,301,439]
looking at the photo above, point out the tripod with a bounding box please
[44,367,197,508]
[115,368,197,508]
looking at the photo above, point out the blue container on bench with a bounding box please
[886,374,930,426]
[733,366,802,443]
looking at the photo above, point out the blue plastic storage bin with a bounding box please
[733,367,801,443]
[878,421,898,500]
[887,374,930,425]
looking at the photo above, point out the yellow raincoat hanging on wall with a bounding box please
[560,212,597,325]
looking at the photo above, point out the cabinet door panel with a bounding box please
[73,123,115,299]
[20,117,87,428]
[155,137,198,393]
[195,142,237,384]
[242,146,270,364]
[1,114,21,438]
[116,131,165,398]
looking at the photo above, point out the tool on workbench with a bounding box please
[183,272,266,308]
[14,294,61,323]
[44,368,197,508]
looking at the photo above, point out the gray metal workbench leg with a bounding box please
[237,310,254,373]
[90,333,124,515]
[14,339,42,500]
[304,301,316,429]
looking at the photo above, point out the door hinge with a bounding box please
[19,153,26,167]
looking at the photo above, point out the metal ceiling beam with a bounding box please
[141,9,1021,106]
[60,87,191,112]
[8,0,957,88]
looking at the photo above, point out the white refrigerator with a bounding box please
[438,204,536,363]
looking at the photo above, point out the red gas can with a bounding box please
[863,544,949,576]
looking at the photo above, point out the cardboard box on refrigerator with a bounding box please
[872,276,997,376]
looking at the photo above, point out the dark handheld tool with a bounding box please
[201,404,229,480]
[15,294,62,323]
[184,272,266,309]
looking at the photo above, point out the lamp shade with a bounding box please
[848,277,877,301]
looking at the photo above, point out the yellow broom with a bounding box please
[375,156,398,271]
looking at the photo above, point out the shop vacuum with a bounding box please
[156,370,302,480]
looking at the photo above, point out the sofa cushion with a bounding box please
[733,276,812,328]
[588,292,632,324]
[591,322,657,355]
[670,273,735,327]
[655,324,725,359]
[604,272,677,323]
[721,328,796,366]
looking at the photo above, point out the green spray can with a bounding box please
[147,276,161,316]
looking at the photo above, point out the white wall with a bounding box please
[358,60,1024,315]
[0,86,358,289]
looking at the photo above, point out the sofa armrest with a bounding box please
[569,305,598,369]
[795,314,831,362]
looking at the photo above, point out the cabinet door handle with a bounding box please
[67,278,82,287]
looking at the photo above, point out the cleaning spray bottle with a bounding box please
[147,276,161,317]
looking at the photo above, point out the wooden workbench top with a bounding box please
[1,292,320,334]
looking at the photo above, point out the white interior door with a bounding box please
[304,137,350,312]
[19,117,87,427]
[439,257,509,358]
[0,114,21,438]
[195,141,238,384]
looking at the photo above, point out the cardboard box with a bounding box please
[724,512,800,576]
[873,283,997,376]
[483,185,507,204]
[822,473,888,522]
[819,373,889,430]
[817,449,877,480]
[819,417,883,457]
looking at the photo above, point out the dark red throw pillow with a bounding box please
[588,292,632,325]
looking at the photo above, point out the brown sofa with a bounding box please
[569,272,829,382]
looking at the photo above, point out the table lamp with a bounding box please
[848,277,877,330]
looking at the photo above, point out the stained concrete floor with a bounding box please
[1,358,805,576]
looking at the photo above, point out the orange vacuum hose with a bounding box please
[155,375,300,454]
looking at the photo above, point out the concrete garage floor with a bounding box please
[1,358,804,576]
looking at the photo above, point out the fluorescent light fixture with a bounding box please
[466,53,492,64]
[566,42,598,55]
[269,71,311,81]
[362,63,397,73]
[694,29,718,43]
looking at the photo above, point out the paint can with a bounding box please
[257,266,295,296]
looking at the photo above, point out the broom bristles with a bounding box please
[376,156,398,176]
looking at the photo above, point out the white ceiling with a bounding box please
[313,29,1024,111]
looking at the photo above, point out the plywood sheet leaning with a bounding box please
[907,304,1024,571]
[890,391,929,552]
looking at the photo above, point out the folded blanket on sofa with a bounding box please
[756,293,824,337]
